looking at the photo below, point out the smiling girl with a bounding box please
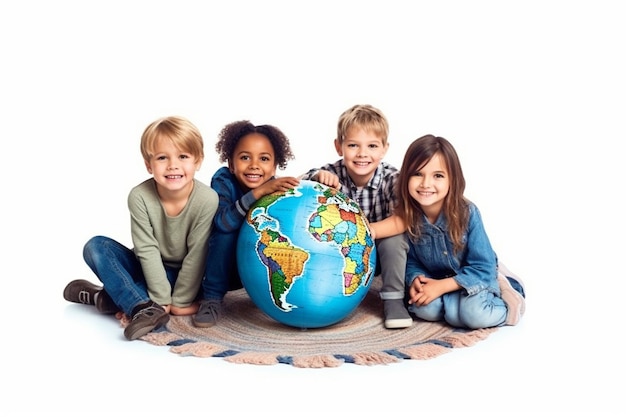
[193,120,299,328]
[374,134,526,329]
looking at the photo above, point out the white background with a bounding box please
[1,1,624,416]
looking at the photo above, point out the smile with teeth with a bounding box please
[165,175,183,179]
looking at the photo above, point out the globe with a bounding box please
[237,180,377,329]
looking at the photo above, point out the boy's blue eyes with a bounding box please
[156,154,191,160]
[347,144,379,148]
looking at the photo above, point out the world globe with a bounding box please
[236,180,377,329]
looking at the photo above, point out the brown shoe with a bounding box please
[63,279,101,305]
[64,279,118,314]
[123,305,169,341]
[94,290,119,315]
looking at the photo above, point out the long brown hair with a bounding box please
[395,134,469,253]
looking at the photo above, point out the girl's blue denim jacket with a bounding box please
[405,202,499,296]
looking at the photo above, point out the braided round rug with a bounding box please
[132,280,498,368]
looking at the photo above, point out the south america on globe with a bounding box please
[237,180,377,329]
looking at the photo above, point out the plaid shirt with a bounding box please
[301,159,398,222]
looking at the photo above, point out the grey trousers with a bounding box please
[376,233,409,301]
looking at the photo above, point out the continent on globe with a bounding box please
[255,227,309,311]
[237,180,377,328]
[307,189,373,295]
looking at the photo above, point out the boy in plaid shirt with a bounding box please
[300,104,411,329]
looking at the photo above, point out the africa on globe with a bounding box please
[236,180,377,329]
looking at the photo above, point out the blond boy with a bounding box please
[301,104,411,329]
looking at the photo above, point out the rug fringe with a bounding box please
[224,351,280,365]
[170,342,227,358]
[442,328,497,348]
[351,352,400,366]
[140,331,181,346]
[291,354,345,368]
[398,343,451,359]
[118,313,131,327]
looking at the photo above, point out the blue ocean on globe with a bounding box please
[237,180,377,329]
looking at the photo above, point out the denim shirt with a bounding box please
[210,166,268,234]
[405,202,499,296]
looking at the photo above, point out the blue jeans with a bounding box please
[83,235,180,315]
[199,230,243,301]
[408,288,507,329]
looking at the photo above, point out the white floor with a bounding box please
[2,2,624,416]
[7,263,623,417]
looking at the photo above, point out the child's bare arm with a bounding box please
[369,215,407,240]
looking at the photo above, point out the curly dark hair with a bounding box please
[215,120,295,170]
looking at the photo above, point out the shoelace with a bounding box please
[198,301,221,320]
[132,306,164,320]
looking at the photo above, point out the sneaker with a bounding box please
[94,290,119,315]
[383,299,413,329]
[123,305,169,341]
[63,279,101,306]
[192,300,223,328]
[498,262,526,298]
[497,272,526,326]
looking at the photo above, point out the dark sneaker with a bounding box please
[63,279,101,306]
[383,299,413,329]
[192,300,223,328]
[94,290,119,315]
[123,305,169,341]
[497,272,526,326]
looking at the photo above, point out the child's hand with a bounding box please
[408,274,426,304]
[255,176,300,198]
[170,302,198,316]
[408,276,460,306]
[314,170,340,189]
[409,276,439,306]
